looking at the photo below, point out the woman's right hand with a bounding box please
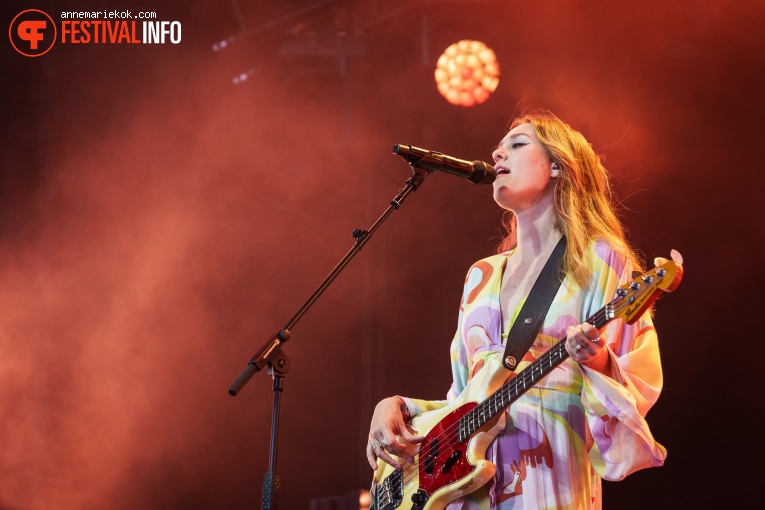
[366,397,425,470]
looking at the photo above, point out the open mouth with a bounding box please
[496,167,510,175]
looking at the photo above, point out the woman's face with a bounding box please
[491,122,557,212]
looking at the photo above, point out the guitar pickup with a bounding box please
[424,439,438,475]
[441,450,461,474]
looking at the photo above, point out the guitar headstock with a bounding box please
[609,250,684,324]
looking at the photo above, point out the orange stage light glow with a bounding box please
[435,40,500,107]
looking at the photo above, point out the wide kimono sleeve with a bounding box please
[579,242,667,480]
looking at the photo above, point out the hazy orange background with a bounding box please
[2,0,762,508]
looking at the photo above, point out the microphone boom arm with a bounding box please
[393,144,495,185]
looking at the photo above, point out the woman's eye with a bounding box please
[511,142,526,149]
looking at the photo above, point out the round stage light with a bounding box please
[435,40,500,107]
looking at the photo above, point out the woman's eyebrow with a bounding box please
[500,132,528,146]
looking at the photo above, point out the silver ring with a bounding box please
[380,439,389,449]
[574,344,582,352]
[372,440,380,451]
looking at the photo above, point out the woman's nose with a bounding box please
[492,147,506,163]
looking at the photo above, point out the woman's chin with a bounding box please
[493,189,516,211]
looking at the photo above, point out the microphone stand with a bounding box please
[228,167,432,510]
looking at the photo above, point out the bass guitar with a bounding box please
[371,251,684,510]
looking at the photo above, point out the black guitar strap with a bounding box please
[502,235,567,371]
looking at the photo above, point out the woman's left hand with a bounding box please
[566,322,612,375]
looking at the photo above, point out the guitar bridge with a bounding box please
[374,469,403,510]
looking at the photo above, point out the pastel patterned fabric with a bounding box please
[403,240,666,509]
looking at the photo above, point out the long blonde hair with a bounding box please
[496,110,643,288]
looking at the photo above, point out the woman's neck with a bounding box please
[512,194,562,263]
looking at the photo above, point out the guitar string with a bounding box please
[380,276,660,494]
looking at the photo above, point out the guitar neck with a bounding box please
[457,306,612,441]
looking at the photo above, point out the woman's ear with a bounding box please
[551,162,561,178]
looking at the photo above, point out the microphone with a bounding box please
[393,144,496,185]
